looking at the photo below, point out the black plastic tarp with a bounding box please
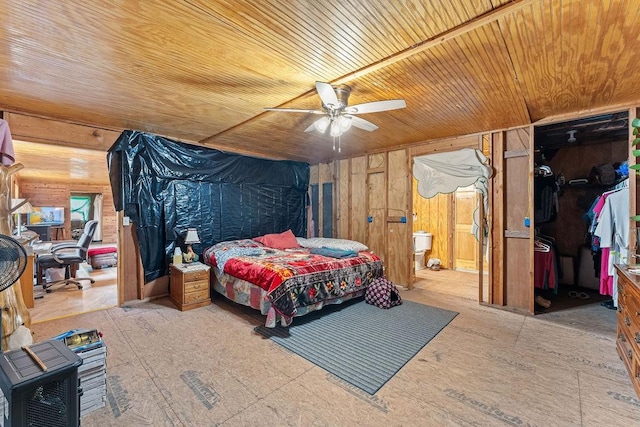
[107,130,309,282]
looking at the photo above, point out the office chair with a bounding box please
[36,220,98,292]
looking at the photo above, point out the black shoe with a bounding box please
[600,299,615,309]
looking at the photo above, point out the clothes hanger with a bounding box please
[534,165,553,177]
[534,240,550,252]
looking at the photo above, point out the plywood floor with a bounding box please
[29,266,636,426]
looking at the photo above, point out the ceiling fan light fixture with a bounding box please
[314,116,331,133]
[264,80,406,143]
[338,115,352,132]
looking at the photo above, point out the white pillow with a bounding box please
[297,237,368,252]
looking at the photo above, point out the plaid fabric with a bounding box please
[365,277,402,309]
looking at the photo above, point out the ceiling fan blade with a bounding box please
[264,108,325,114]
[349,115,378,132]
[345,99,406,114]
[304,123,317,132]
[315,81,339,109]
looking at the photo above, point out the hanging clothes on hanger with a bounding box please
[534,232,559,293]
[534,166,559,224]
[594,186,629,305]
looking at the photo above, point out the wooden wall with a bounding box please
[18,181,117,243]
[313,150,412,288]
[311,134,484,289]
[11,106,637,313]
[385,149,411,287]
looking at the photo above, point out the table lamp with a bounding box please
[182,228,200,263]
[11,199,34,237]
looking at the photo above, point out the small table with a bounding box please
[169,262,211,311]
[50,225,65,240]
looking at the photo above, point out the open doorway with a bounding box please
[411,148,491,303]
[30,192,117,323]
[70,194,93,240]
[533,111,629,314]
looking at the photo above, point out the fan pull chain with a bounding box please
[331,136,341,153]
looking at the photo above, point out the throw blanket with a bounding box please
[214,246,264,272]
[310,247,357,258]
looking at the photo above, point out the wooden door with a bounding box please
[489,128,533,313]
[367,172,386,263]
[454,185,478,271]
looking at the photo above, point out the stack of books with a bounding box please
[53,329,107,418]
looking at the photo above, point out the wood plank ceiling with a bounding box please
[1,0,640,184]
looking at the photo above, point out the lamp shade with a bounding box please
[11,199,35,214]
[183,228,200,244]
[313,116,330,133]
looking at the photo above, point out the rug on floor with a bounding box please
[254,299,458,394]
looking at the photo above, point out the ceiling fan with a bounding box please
[264,81,406,151]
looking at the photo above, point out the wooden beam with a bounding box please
[492,131,505,306]
[6,112,121,151]
[477,196,484,304]
[485,133,493,304]
[527,124,535,315]
[333,0,537,86]
[533,102,640,127]
[629,107,637,256]
[504,149,529,159]
[505,230,529,238]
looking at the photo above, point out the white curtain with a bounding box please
[93,194,103,241]
[413,148,492,240]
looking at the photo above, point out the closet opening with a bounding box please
[533,111,629,314]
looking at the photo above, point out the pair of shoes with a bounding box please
[568,290,590,300]
[535,295,551,308]
[601,299,615,309]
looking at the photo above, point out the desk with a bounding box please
[32,242,53,255]
[25,225,51,241]
[20,241,55,309]
[32,243,73,288]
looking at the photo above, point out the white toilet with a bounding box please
[413,231,433,270]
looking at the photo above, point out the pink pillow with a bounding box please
[254,229,300,249]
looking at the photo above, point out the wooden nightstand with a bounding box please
[170,262,211,311]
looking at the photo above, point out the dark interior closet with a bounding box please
[533,111,629,314]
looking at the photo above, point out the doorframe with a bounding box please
[409,137,489,302]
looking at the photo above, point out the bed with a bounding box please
[202,234,384,327]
